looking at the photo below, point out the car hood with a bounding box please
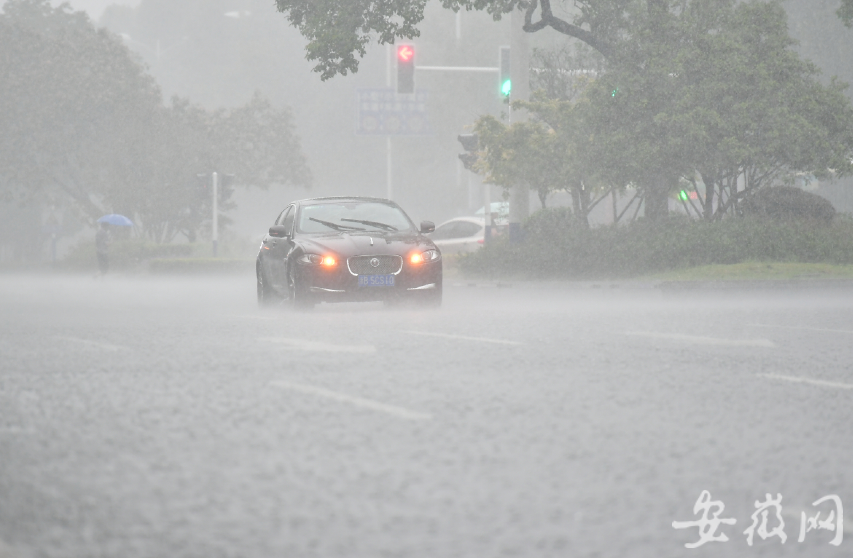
[295,231,435,257]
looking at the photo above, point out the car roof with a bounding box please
[436,216,485,227]
[292,196,395,206]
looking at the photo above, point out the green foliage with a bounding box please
[741,186,837,222]
[273,0,650,79]
[474,114,573,208]
[0,0,162,216]
[583,1,853,214]
[1,0,312,247]
[275,0,429,80]
[839,0,853,27]
[460,209,853,279]
[468,1,853,224]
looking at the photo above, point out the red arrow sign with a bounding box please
[397,45,413,62]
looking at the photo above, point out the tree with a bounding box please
[1,0,312,246]
[275,0,853,221]
[0,0,162,217]
[474,94,614,226]
[119,94,313,244]
[475,116,565,210]
[613,0,853,220]
[273,0,728,80]
[215,93,313,190]
[468,2,853,224]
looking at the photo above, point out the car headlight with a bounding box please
[410,249,440,264]
[298,254,337,266]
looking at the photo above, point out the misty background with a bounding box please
[3,0,853,263]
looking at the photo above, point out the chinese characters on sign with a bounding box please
[355,88,431,136]
[673,491,843,548]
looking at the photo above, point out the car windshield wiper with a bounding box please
[308,217,365,231]
[340,218,398,231]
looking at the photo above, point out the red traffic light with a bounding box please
[397,45,414,62]
[397,44,415,93]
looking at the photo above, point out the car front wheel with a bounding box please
[256,261,277,308]
[286,265,315,311]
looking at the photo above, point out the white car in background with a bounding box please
[475,201,509,225]
[428,217,485,254]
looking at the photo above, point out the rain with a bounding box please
[2,0,853,557]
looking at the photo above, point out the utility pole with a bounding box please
[212,171,218,257]
[509,8,530,242]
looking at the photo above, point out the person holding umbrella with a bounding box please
[95,214,133,276]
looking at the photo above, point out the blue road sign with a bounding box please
[355,88,431,136]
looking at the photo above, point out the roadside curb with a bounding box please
[452,278,853,291]
[658,279,853,290]
[450,280,660,290]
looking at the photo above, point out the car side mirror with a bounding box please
[269,225,289,238]
[420,221,435,234]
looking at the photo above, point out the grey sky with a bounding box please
[0,0,139,20]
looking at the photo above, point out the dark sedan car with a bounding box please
[256,197,442,309]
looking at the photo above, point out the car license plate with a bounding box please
[358,274,395,287]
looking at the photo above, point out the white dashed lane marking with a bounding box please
[54,336,129,352]
[759,373,853,391]
[749,323,853,335]
[262,338,376,353]
[623,331,775,348]
[270,381,431,421]
[402,331,523,346]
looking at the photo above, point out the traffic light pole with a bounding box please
[386,137,393,200]
[508,9,530,242]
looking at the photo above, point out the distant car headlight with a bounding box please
[298,254,337,266]
[410,249,440,264]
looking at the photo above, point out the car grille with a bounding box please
[347,255,403,276]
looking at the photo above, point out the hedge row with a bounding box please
[459,208,853,279]
[148,258,253,274]
[61,239,195,271]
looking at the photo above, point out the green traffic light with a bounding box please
[501,79,512,96]
[611,87,619,97]
[678,190,689,201]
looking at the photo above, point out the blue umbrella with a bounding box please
[97,214,134,227]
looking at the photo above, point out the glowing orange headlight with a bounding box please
[410,253,424,264]
[321,256,337,266]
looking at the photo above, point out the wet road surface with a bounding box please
[1,274,852,558]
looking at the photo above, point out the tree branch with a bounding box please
[522,0,615,59]
[584,186,615,214]
[615,189,641,224]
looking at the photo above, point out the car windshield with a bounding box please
[296,201,415,234]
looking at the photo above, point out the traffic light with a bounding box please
[458,133,479,171]
[397,44,415,94]
[499,46,511,97]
